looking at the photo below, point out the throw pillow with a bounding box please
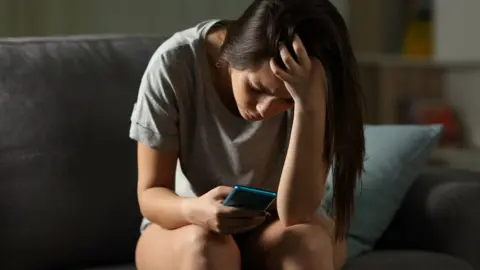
[322,124,443,258]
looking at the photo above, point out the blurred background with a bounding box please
[1,0,479,170]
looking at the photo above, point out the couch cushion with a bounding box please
[323,125,442,258]
[0,35,164,269]
[376,167,480,270]
[343,251,474,270]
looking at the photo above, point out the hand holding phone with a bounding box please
[184,186,267,235]
[222,185,277,211]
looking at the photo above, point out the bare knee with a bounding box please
[136,224,240,270]
[282,223,332,255]
[181,225,241,270]
[265,222,337,270]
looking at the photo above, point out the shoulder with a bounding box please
[146,20,220,74]
[144,35,193,81]
[141,21,222,105]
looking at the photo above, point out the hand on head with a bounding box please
[270,35,327,111]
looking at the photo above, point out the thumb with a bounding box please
[208,186,233,201]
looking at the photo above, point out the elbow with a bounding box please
[280,217,313,228]
[137,192,171,230]
[278,210,317,227]
[277,197,324,227]
[137,188,157,222]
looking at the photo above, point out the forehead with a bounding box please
[247,62,290,98]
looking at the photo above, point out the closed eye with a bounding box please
[248,80,266,94]
[248,79,293,103]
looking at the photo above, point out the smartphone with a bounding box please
[222,185,277,211]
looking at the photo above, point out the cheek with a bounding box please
[231,79,257,107]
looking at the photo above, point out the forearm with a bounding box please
[277,107,327,226]
[138,187,193,230]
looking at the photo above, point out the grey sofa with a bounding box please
[0,35,479,270]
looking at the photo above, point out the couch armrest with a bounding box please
[375,168,480,269]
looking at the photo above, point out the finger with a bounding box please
[280,45,302,74]
[218,205,266,218]
[210,186,233,200]
[270,58,293,82]
[206,218,222,234]
[233,217,266,230]
[292,35,311,70]
[219,217,266,234]
[225,216,266,226]
[219,206,266,218]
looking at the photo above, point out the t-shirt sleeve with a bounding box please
[129,49,182,152]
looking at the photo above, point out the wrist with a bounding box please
[294,101,325,117]
[292,80,326,113]
[180,197,197,224]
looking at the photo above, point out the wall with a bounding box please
[349,0,406,54]
[433,0,480,148]
[434,0,480,62]
[0,1,15,36]
[2,0,349,37]
[330,0,349,23]
[445,68,480,147]
[1,0,251,37]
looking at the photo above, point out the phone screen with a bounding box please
[223,185,277,211]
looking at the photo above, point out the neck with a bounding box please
[205,26,239,116]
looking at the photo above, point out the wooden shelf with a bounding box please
[357,53,480,69]
[430,148,480,172]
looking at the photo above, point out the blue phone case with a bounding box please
[222,185,277,211]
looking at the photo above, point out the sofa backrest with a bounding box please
[0,35,165,269]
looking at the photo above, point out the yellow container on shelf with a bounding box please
[403,8,432,59]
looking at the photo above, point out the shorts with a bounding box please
[140,217,152,233]
[231,210,278,249]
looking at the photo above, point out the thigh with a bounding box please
[239,212,347,270]
[136,223,240,270]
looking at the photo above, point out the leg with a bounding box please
[136,224,241,270]
[241,212,347,270]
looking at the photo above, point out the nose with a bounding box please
[256,96,292,118]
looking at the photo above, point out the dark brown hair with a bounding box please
[219,0,365,241]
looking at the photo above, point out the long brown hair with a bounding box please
[219,0,365,241]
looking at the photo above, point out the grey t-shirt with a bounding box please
[129,19,292,202]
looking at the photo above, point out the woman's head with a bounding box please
[220,0,365,241]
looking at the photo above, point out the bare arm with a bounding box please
[271,36,328,226]
[277,104,327,226]
[137,143,193,230]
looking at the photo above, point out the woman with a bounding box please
[130,0,365,269]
